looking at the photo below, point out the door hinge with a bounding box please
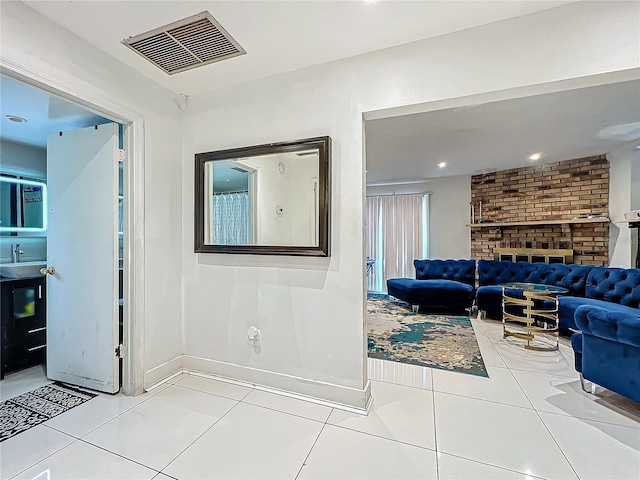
[115,344,125,358]
[118,149,126,164]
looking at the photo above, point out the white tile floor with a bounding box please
[1,317,639,480]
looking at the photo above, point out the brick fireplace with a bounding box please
[470,155,609,266]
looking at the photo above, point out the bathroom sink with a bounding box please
[0,261,47,279]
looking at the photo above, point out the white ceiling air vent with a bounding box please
[122,12,246,75]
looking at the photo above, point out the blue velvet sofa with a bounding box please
[476,261,640,330]
[558,266,640,331]
[387,259,475,314]
[571,305,640,402]
[476,260,594,330]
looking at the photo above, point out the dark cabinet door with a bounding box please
[1,277,47,379]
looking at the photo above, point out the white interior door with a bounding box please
[46,123,119,393]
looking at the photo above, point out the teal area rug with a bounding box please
[367,293,488,377]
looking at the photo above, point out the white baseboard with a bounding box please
[183,355,371,413]
[143,355,183,390]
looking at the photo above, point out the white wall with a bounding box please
[608,143,638,267]
[367,175,471,260]
[0,140,46,178]
[182,1,639,407]
[1,2,184,387]
[610,143,640,268]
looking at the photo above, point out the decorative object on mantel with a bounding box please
[0,382,97,442]
[367,293,488,377]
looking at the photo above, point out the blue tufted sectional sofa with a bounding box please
[476,260,640,331]
[387,258,640,401]
[386,259,475,314]
[476,260,593,330]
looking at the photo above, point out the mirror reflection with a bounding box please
[195,136,330,256]
[203,150,320,247]
[0,176,47,233]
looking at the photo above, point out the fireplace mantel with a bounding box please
[466,217,609,228]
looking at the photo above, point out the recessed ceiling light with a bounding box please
[5,115,27,123]
[529,152,542,161]
[635,145,640,150]
[438,162,447,168]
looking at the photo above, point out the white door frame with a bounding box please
[0,61,146,396]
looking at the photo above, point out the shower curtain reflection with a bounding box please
[212,191,249,245]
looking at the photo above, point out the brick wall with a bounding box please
[470,155,609,266]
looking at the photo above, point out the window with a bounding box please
[366,194,429,292]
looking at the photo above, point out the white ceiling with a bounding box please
[24,0,570,96]
[365,80,640,184]
[0,75,111,148]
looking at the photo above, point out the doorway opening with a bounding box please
[0,72,138,395]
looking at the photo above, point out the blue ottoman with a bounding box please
[387,259,475,314]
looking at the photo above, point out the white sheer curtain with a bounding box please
[212,192,250,245]
[366,194,429,292]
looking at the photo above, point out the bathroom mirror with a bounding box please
[0,176,47,233]
[195,136,330,256]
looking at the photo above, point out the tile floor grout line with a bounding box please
[432,389,536,412]
[509,366,582,480]
[171,382,251,403]
[327,422,438,453]
[51,382,172,440]
[431,372,440,480]
[294,423,326,480]
[76,437,163,475]
[530,406,582,479]
[535,406,640,430]
[237,398,329,425]
[8,436,80,480]
[157,400,243,474]
[435,450,549,480]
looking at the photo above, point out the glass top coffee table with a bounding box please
[500,282,568,351]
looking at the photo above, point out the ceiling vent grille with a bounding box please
[122,12,246,75]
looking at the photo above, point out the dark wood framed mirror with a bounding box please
[195,136,331,256]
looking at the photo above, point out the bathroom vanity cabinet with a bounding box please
[0,276,46,379]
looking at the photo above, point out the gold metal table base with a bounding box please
[502,287,561,351]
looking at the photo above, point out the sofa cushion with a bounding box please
[574,304,640,349]
[559,296,640,331]
[387,278,473,311]
[414,259,475,288]
[585,267,640,308]
[477,260,592,296]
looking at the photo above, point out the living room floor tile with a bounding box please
[0,425,75,479]
[82,385,237,471]
[163,402,323,480]
[367,358,432,389]
[242,389,332,422]
[173,374,253,400]
[437,452,545,480]
[13,439,157,480]
[44,385,169,438]
[540,411,640,480]
[297,424,438,480]
[471,332,508,367]
[511,369,640,428]
[493,340,578,378]
[434,391,578,480]
[327,380,435,449]
[432,365,532,408]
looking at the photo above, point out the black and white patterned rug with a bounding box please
[0,382,97,442]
